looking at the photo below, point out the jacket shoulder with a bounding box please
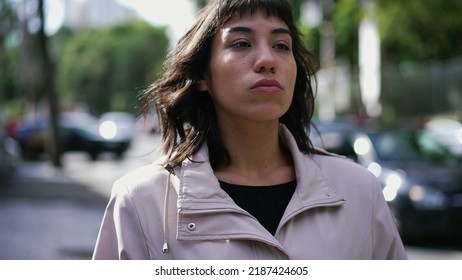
[308,151,407,259]
[110,158,169,198]
[311,148,374,179]
[310,150,380,196]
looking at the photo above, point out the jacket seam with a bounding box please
[358,173,377,258]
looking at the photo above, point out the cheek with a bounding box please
[208,61,243,93]
[288,62,297,91]
[213,57,243,80]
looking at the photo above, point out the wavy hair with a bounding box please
[141,0,319,168]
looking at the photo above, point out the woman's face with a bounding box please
[199,9,297,126]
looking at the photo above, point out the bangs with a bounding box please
[215,0,295,30]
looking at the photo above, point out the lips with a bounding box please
[250,79,283,93]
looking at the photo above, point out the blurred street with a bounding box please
[1,131,461,260]
[0,131,162,260]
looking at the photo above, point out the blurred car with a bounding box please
[98,112,136,145]
[13,112,130,161]
[311,121,462,240]
[424,118,462,156]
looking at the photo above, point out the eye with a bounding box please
[273,42,291,51]
[231,40,251,49]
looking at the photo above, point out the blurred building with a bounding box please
[62,0,137,30]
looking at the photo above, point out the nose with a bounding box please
[253,45,276,73]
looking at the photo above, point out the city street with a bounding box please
[1,132,461,260]
[0,132,161,260]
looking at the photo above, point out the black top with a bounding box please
[220,180,296,235]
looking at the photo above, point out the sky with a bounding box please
[45,0,196,41]
[116,0,196,41]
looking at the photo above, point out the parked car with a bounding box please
[424,118,462,157]
[98,112,136,145]
[311,121,462,240]
[13,112,130,161]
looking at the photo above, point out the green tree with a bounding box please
[0,0,18,104]
[57,21,169,114]
[376,0,462,63]
[332,0,361,64]
[373,0,462,122]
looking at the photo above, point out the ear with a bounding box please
[197,78,209,92]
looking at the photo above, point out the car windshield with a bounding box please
[368,130,459,164]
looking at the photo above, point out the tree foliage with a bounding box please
[376,0,462,63]
[332,0,361,64]
[305,0,462,65]
[57,21,169,115]
[0,0,18,102]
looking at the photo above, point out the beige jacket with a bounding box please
[93,126,407,260]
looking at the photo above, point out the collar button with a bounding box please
[187,223,196,231]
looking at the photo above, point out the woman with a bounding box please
[93,0,407,260]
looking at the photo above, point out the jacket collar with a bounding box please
[174,125,345,247]
[278,126,346,230]
[177,125,345,211]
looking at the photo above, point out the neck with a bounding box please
[214,121,295,186]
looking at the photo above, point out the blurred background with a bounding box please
[0,0,461,259]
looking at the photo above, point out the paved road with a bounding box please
[0,171,107,259]
[1,132,461,260]
[0,132,162,260]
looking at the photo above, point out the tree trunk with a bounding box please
[37,0,62,167]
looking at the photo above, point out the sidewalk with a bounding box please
[0,162,107,260]
[1,161,108,203]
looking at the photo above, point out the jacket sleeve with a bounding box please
[370,178,408,260]
[92,180,150,260]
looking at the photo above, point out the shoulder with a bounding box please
[110,157,170,200]
[311,148,372,177]
[309,148,381,197]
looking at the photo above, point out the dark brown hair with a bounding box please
[141,0,319,168]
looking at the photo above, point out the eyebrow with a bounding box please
[224,26,291,36]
